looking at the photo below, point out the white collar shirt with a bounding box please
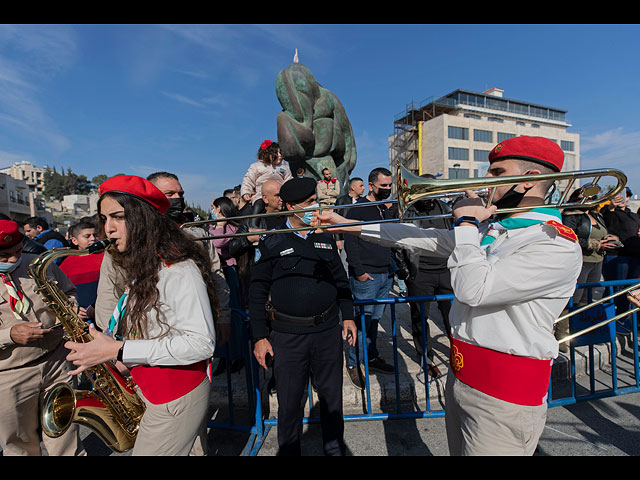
[359,220,582,360]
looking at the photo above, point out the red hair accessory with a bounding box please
[260,139,273,150]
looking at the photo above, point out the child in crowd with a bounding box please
[59,220,104,321]
[240,140,292,205]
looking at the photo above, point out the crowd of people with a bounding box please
[1,136,640,457]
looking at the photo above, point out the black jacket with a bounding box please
[601,207,640,258]
[393,199,453,280]
[343,197,391,277]
[332,193,361,242]
[228,202,285,261]
[249,230,352,339]
[561,209,608,257]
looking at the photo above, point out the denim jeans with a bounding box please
[347,272,393,368]
[602,254,640,313]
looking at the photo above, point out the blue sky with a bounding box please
[1,24,639,210]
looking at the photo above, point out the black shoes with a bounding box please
[347,365,365,390]
[367,357,394,374]
[347,357,396,391]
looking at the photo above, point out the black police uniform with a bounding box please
[249,177,353,456]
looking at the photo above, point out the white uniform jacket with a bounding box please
[120,259,217,367]
[359,219,582,360]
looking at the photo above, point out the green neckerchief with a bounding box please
[480,208,562,246]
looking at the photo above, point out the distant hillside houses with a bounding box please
[0,161,99,228]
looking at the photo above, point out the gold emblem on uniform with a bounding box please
[451,344,464,372]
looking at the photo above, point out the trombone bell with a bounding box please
[395,162,627,220]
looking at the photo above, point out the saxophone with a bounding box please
[29,239,146,453]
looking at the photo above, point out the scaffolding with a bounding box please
[389,96,457,175]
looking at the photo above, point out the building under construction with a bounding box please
[389,88,579,180]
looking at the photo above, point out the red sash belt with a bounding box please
[450,337,552,406]
[130,361,207,405]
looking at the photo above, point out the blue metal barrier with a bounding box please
[209,280,640,455]
[547,278,640,407]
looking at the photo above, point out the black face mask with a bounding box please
[492,185,532,214]
[166,197,186,221]
[374,187,392,201]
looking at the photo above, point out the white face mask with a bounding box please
[0,257,22,273]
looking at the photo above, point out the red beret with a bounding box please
[488,136,564,172]
[0,220,23,249]
[98,175,170,214]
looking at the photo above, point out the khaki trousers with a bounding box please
[445,373,547,456]
[0,345,85,456]
[132,378,211,456]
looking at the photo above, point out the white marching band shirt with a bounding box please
[359,209,582,361]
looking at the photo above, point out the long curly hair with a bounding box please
[257,140,281,166]
[98,192,219,339]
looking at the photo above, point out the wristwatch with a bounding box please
[454,216,480,228]
[116,342,125,362]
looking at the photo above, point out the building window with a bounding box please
[464,113,481,120]
[497,132,515,143]
[474,129,493,143]
[448,147,469,161]
[449,167,469,179]
[474,150,490,162]
[530,106,548,118]
[448,126,468,140]
[488,117,504,123]
[561,140,574,151]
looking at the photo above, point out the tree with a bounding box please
[43,167,93,200]
[92,174,108,187]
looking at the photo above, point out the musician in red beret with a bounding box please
[64,175,219,456]
[315,136,583,455]
[0,220,84,455]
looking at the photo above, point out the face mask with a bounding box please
[492,185,533,214]
[210,210,218,220]
[295,202,319,225]
[166,197,186,221]
[374,187,392,201]
[0,257,22,273]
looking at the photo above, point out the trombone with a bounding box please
[556,282,640,344]
[184,163,627,240]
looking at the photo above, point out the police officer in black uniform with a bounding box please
[250,177,357,456]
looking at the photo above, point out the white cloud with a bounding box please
[581,127,640,169]
[580,127,640,195]
[161,91,204,108]
[0,25,76,153]
[582,126,639,155]
[0,149,34,168]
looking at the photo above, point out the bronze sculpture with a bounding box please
[276,54,357,193]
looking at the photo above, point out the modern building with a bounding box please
[390,88,579,182]
[0,173,51,223]
[0,160,48,196]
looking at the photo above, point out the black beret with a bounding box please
[279,177,317,204]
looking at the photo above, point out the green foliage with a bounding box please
[91,174,108,186]
[43,167,94,200]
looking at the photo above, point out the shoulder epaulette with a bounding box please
[544,220,578,242]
